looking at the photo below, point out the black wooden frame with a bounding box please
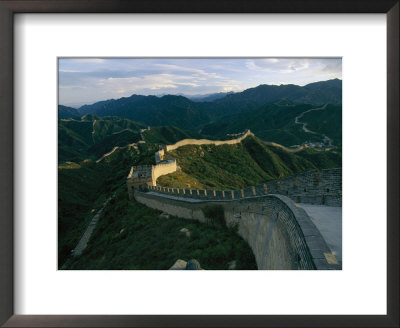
[0,1,398,327]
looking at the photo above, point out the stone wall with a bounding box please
[126,165,154,199]
[134,191,339,270]
[127,160,178,197]
[272,168,342,206]
[131,130,256,193]
[128,130,341,206]
[147,168,342,206]
[154,130,252,163]
[151,160,177,186]
[164,129,254,152]
[155,148,165,163]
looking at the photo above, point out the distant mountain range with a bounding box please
[58,105,80,119]
[188,91,235,102]
[201,101,342,147]
[58,79,342,147]
[63,79,340,126]
[78,94,211,130]
[210,78,342,115]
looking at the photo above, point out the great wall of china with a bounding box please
[130,168,342,207]
[127,130,342,270]
[127,129,254,188]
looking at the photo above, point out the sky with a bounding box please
[58,58,342,107]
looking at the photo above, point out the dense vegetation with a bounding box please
[58,105,80,119]
[158,135,341,190]
[76,79,342,132]
[201,102,342,147]
[58,133,259,269]
[58,161,106,266]
[62,186,257,270]
[58,141,158,267]
[61,80,342,149]
[142,126,202,145]
[80,95,212,130]
[58,79,342,270]
[299,104,342,147]
[58,115,145,163]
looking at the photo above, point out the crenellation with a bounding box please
[215,190,224,199]
[243,187,253,197]
[234,190,241,199]
[254,184,262,196]
[131,168,342,206]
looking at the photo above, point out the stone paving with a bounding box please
[298,203,342,263]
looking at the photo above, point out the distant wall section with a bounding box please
[164,129,253,152]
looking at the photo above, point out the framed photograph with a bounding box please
[0,1,398,327]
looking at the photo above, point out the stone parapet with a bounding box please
[145,168,342,206]
[134,191,339,270]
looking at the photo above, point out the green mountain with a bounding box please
[58,105,80,119]
[201,102,342,147]
[157,135,341,190]
[58,115,145,163]
[74,79,342,130]
[189,91,235,102]
[215,79,341,111]
[298,104,342,147]
[58,139,160,267]
[79,95,212,130]
[142,126,203,145]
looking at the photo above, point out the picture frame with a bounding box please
[0,0,398,327]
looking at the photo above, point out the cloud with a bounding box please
[154,64,223,80]
[321,59,342,74]
[245,58,311,73]
[97,73,201,92]
[61,58,105,65]
[58,58,341,105]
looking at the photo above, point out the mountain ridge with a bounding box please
[66,79,341,130]
[58,105,81,119]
